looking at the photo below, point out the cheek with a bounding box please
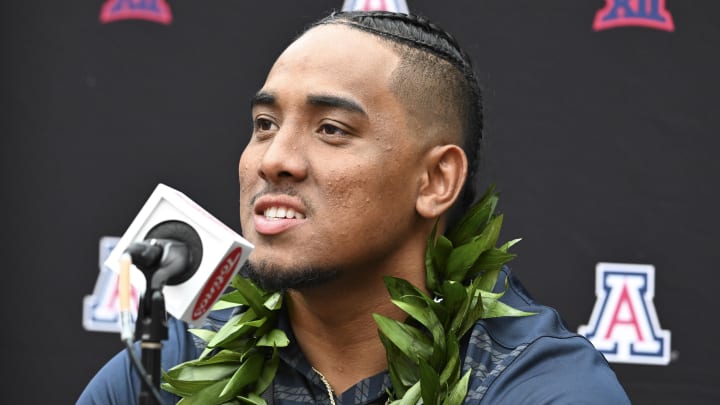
[238,146,257,185]
[321,166,371,210]
[319,157,415,218]
[238,147,250,175]
[238,150,257,212]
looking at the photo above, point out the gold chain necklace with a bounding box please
[312,367,337,405]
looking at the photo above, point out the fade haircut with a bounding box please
[307,10,484,224]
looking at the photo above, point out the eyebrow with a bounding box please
[250,91,276,108]
[307,94,368,117]
[251,91,368,118]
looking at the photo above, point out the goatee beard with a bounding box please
[239,261,340,292]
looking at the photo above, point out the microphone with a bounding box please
[126,220,203,290]
[106,184,254,405]
[105,183,254,327]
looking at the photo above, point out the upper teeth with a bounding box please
[264,206,305,219]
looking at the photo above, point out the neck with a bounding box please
[286,255,427,395]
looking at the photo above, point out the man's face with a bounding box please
[238,25,430,289]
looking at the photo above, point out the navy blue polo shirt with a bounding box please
[77,269,630,404]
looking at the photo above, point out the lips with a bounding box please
[253,195,307,235]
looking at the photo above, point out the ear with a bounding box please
[416,144,468,219]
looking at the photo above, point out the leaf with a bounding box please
[446,185,497,245]
[380,333,418,396]
[263,292,283,311]
[480,290,536,319]
[237,393,267,405]
[232,276,268,316]
[419,358,440,405]
[374,314,433,360]
[398,381,422,405]
[438,338,460,386]
[184,377,234,405]
[164,376,234,404]
[391,299,445,354]
[499,238,522,252]
[433,235,453,278]
[219,351,264,397]
[425,224,439,292]
[384,276,429,302]
[218,290,249,306]
[426,225,453,292]
[458,287,485,337]
[163,364,239,397]
[215,336,254,355]
[207,310,264,348]
[188,328,217,344]
[212,299,244,311]
[162,275,278,402]
[477,267,502,295]
[384,280,447,370]
[468,248,516,287]
[384,277,445,333]
[445,243,482,282]
[380,334,415,396]
[479,214,503,250]
[176,350,242,367]
[438,281,468,325]
[209,318,267,348]
[444,370,471,405]
[445,215,503,282]
[254,349,279,395]
[162,378,218,398]
[164,357,240,384]
[448,288,471,335]
[256,329,290,348]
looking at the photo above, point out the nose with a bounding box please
[258,127,308,183]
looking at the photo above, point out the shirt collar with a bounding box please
[276,307,392,404]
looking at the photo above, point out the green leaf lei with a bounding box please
[162,186,532,404]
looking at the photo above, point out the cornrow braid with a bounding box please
[317,12,469,73]
[308,10,484,222]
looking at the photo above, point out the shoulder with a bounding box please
[76,316,192,404]
[463,269,630,404]
[76,308,235,405]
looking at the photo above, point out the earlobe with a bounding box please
[416,145,468,219]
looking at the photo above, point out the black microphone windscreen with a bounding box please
[145,220,203,285]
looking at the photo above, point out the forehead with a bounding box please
[260,24,401,107]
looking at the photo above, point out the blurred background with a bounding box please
[1,1,718,403]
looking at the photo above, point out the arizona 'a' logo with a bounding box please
[83,237,142,333]
[100,0,173,25]
[342,0,409,13]
[594,0,674,32]
[578,262,671,365]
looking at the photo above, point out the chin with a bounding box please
[239,260,340,292]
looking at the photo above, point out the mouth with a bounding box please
[262,205,306,220]
[252,195,307,235]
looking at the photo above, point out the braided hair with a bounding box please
[306,11,484,223]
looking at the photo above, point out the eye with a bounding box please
[253,117,278,133]
[318,123,349,137]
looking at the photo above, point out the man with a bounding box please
[79,10,630,404]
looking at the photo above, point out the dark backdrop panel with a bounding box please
[2,1,718,403]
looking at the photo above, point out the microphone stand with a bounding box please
[135,284,168,405]
[127,240,190,405]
